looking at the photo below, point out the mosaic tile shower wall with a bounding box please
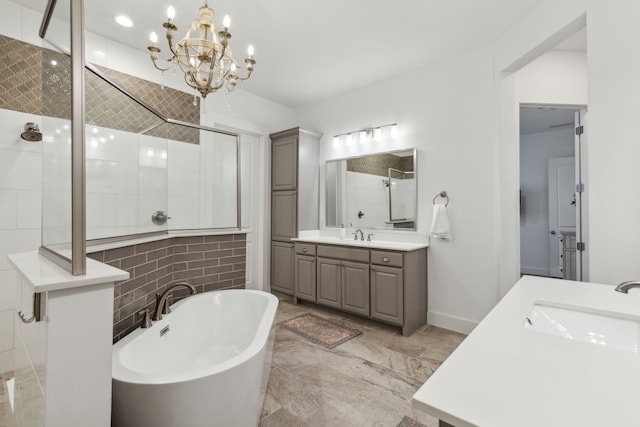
[1,34,200,144]
[0,35,42,115]
[88,234,246,342]
[347,152,415,177]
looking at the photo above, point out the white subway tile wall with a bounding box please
[0,108,42,373]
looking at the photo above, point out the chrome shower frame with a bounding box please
[38,0,242,276]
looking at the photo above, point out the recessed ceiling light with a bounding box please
[115,15,133,27]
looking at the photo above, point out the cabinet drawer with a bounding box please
[317,245,369,263]
[371,250,403,267]
[295,242,316,256]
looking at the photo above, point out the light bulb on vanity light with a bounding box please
[390,124,398,139]
[346,134,353,146]
[223,15,231,28]
[359,131,367,143]
[149,31,158,45]
[373,128,381,141]
[248,45,255,57]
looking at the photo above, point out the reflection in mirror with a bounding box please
[326,149,416,230]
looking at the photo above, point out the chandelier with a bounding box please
[147,2,255,99]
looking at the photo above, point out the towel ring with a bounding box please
[433,191,449,206]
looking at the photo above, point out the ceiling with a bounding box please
[14,0,556,108]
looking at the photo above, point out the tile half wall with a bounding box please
[87,234,246,342]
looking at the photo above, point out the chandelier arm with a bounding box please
[165,32,178,57]
[150,56,174,72]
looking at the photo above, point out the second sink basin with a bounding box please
[524,303,640,353]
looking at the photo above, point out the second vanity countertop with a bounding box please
[292,231,429,252]
[411,275,640,427]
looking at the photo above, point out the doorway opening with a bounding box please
[519,106,586,280]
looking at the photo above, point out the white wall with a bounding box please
[520,127,575,276]
[587,0,640,284]
[0,0,43,373]
[295,47,498,333]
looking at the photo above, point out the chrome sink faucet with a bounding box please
[353,229,364,241]
[153,282,197,321]
[614,281,640,294]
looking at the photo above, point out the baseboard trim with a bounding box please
[427,311,477,335]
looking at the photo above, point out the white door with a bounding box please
[548,156,576,277]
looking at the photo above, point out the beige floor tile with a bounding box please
[305,399,373,427]
[261,298,467,426]
[258,407,311,427]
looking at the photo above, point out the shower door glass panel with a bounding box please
[168,129,238,230]
[41,0,72,260]
[84,67,168,240]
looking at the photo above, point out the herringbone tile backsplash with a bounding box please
[1,34,200,144]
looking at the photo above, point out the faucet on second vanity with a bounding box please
[153,282,197,321]
[614,281,640,294]
[353,229,364,241]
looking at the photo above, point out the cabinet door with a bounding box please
[341,260,370,316]
[271,242,294,295]
[272,135,298,190]
[370,265,403,325]
[316,257,341,308]
[272,191,297,241]
[295,254,316,302]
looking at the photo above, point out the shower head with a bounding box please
[20,122,42,142]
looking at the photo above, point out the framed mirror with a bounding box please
[325,148,417,230]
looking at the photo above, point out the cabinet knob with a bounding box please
[382,257,390,263]
[303,248,308,253]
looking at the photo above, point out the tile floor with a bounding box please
[259,295,467,427]
[0,294,466,427]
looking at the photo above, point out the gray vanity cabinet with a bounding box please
[294,243,317,302]
[316,258,342,308]
[269,127,320,296]
[370,265,404,325]
[316,258,369,315]
[271,242,294,294]
[271,134,298,190]
[294,243,427,336]
[341,260,370,316]
[272,191,297,242]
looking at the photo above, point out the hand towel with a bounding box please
[430,203,450,239]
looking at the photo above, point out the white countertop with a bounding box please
[8,251,130,293]
[412,275,640,427]
[291,235,429,251]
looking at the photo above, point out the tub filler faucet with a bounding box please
[153,282,197,321]
[614,281,640,294]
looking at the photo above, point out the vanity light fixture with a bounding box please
[332,123,399,147]
[147,2,256,102]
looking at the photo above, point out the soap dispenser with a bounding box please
[340,224,346,240]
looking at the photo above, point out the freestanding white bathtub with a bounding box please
[111,289,279,427]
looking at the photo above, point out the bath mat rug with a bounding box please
[396,415,426,427]
[278,313,362,349]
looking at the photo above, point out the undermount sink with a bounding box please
[524,303,640,353]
